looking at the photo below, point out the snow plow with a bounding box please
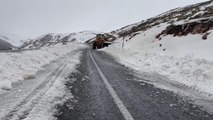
[92,34,112,49]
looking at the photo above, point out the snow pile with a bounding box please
[0,42,86,91]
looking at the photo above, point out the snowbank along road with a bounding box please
[56,49,213,120]
[0,48,83,120]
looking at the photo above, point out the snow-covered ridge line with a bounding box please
[156,0,212,18]
[21,31,101,49]
[0,43,86,91]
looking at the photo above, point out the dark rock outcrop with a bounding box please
[156,19,213,39]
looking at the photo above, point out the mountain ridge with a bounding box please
[20,31,102,49]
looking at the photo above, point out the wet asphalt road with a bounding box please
[56,49,213,120]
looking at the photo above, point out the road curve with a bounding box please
[56,49,213,120]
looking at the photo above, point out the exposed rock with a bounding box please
[129,33,140,40]
[202,33,210,40]
[156,19,213,39]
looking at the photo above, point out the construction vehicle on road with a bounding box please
[92,34,112,49]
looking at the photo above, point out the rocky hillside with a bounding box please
[156,18,213,40]
[21,31,101,49]
[112,0,213,39]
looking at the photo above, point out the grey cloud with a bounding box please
[0,0,206,38]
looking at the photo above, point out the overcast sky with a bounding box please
[0,0,206,38]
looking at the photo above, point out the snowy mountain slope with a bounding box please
[112,0,213,38]
[109,0,213,59]
[0,31,26,47]
[102,0,213,113]
[21,31,101,49]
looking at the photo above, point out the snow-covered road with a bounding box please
[0,47,83,120]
